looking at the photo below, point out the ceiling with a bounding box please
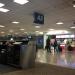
[0,0,75,35]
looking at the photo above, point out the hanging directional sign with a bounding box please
[33,12,44,24]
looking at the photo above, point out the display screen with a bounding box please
[33,12,44,24]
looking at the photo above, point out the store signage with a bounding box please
[56,35,75,38]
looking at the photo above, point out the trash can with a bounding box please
[20,40,36,68]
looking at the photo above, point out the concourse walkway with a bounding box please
[36,49,75,69]
[1,63,75,75]
[0,49,75,75]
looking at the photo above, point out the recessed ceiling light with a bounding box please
[72,1,75,7]
[73,5,75,7]
[15,33,18,35]
[8,33,11,35]
[9,30,14,33]
[12,21,19,24]
[20,29,24,31]
[35,26,41,28]
[70,26,75,29]
[39,32,43,34]
[0,25,5,27]
[0,3,5,7]
[24,32,27,34]
[14,0,29,5]
[0,8,10,12]
[1,31,5,34]
[35,31,39,33]
[49,29,55,31]
[56,22,63,25]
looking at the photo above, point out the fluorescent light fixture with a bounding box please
[0,8,10,12]
[1,31,5,34]
[56,22,63,25]
[0,25,5,27]
[14,0,29,5]
[35,26,41,28]
[20,29,24,31]
[0,3,5,7]
[12,21,19,24]
[70,26,75,29]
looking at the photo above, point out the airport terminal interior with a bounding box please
[0,0,75,75]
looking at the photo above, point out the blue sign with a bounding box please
[36,36,43,48]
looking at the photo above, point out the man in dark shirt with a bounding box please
[46,37,51,52]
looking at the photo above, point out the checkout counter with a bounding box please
[0,40,36,68]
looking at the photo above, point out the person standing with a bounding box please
[46,37,51,52]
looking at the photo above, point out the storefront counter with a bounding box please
[72,47,75,51]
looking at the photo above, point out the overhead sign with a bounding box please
[33,12,44,24]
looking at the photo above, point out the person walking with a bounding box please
[46,37,51,53]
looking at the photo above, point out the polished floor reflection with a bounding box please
[36,50,75,69]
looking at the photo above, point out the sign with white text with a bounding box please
[33,12,44,24]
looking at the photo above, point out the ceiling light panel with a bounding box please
[20,29,24,30]
[24,32,27,33]
[1,31,5,34]
[49,29,55,31]
[35,26,41,28]
[0,3,5,7]
[14,0,29,5]
[9,30,14,33]
[15,33,19,35]
[0,25,5,27]
[70,26,75,29]
[39,32,43,34]
[56,22,63,25]
[73,5,75,7]
[72,0,75,7]
[35,31,39,33]
[12,21,20,24]
[0,8,10,12]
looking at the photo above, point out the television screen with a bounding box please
[33,12,44,24]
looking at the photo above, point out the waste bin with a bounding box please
[20,40,36,68]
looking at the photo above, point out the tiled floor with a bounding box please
[36,49,75,69]
[0,49,75,75]
[2,63,75,75]
[0,64,18,74]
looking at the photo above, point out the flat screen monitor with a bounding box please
[33,12,44,24]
